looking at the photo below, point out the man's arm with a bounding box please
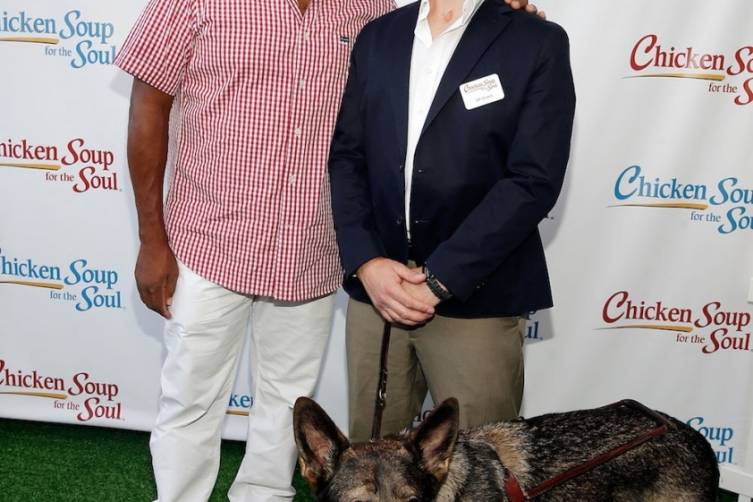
[425,25,576,302]
[329,34,433,326]
[127,78,178,318]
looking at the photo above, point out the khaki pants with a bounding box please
[347,297,525,442]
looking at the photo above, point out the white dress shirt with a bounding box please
[404,0,484,238]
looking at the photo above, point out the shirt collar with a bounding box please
[415,0,484,47]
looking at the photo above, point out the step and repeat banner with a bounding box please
[1,0,752,472]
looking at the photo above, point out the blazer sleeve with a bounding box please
[329,32,387,278]
[425,24,576,302]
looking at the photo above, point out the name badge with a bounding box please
[459,74,505,110]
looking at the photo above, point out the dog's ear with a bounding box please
[412,397,459,483]
[294,397,350,491]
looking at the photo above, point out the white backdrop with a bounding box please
[1,0,752,487]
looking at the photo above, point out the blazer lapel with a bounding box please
[388,3,420,163]
[420,0,513,137]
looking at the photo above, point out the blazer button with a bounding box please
[396,217,403,226]
[398,164,404,171]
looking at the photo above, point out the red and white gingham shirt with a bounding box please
[116,0,394,301]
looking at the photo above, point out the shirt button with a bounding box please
[289,174,297,185]
[299,79,305,89]
[303,30,309,41]
[294,127,302,138]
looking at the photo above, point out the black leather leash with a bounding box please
[370,322,392,440]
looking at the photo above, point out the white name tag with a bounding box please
[459,74,505,110]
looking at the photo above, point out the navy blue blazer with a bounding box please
[329,0,576,318]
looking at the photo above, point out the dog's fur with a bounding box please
[294,397,719,502]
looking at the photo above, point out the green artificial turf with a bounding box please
[0,418,312,502]
[0,417,740,501]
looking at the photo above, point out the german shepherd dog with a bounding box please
[294,397,719,501]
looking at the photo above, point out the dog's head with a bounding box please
[293,397,460,502]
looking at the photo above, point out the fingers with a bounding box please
[164,267,179,313]
[386,297,431,324]
[392,263,425,285]
[378,307,396,325]
[374,286,432,325]
[505,0,544,18]
[390,284,434,314]
[382,306,420,326]
[137,276,173,319]
[159,282,172,319]
[137,288,166,318]
[376,296,430,326]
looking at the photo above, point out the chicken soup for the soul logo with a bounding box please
[628,34,753,106]
[611,165,753,235]
[0,249,124,312]
[0,137,119,193]
[0,9,116,69]
[0,359,123,422]
[601,291,751,355]
[687,416,735,465]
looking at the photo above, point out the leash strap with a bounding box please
[504,468,527,502]
[504,399,675,500]
[371,322,392,441]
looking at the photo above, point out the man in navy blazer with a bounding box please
[329,0,575,440]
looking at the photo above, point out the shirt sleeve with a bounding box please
[115,0,198,96]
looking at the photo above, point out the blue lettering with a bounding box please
[76,286,122,312]
[65,259,87,286]
[71,40,116,69]
[614,165,641,200]
[65,259,119,289]
[58,10,80,40]
[711,178,737,205]
[60,10,114,44]
[718,206,753,234]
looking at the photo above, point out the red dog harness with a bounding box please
[502,400,674,501]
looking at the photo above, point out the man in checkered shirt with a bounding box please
[117,0,538,500]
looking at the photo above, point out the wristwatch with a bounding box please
[424,266,453,301]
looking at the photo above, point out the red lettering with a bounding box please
[603,291,629,323]
[631,34,657,71]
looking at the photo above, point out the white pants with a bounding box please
[150,261,335,502]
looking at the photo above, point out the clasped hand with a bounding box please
[357,257,440,326]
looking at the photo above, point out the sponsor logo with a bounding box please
[601,291,751,355]
[0,359,123,422]
[687,417,735,464]
[611,165,753,235]
[628,34,753,106]
[227,393,254,417]
[0,249,124,312]
[0,137,119,193]
[0,10,117,69]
